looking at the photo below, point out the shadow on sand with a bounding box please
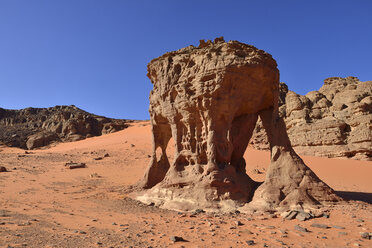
[336,191,372,204]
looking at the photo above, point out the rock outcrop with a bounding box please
[250,77,372,160]
[0,105,130,149]
[137,38,340,212]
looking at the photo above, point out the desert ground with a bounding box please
[0,121,371,248]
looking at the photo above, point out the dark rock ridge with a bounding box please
[0,105,131,149]
[249,77,372,161]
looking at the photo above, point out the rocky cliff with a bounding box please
[0,105,130,149]
[249,77,372,160]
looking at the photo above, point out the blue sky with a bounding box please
[1,1,371,119]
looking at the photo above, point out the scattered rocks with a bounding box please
[282,210,314,221]
[64,162,86,169]
[192,209,205,215]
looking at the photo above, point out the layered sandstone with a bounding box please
[0,105,130,149]
[250,77,372,160]
[137,38,340,212]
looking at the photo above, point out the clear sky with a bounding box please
[1,1,371,119]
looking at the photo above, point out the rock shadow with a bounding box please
[336,191,372,204]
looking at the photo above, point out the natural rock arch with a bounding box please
[136,37,340,212]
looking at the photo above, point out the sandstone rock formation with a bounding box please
[250,77,372,160]
[137,38,340,212]
[0,105,130,149]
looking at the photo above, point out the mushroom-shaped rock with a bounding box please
[136,38,340,212]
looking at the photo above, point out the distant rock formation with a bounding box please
[250,77,372,161]
[0,105,130,149]
[137,38,339,212]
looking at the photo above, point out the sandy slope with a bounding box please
[0,121,371,248]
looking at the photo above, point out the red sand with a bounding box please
[0,121,371,247]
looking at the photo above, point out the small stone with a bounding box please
[276,239,286,245]
[79,231,86,234]
[285,211,297,220]
[235,220,244,226]
[193,209,205,215]
[65,162,86,169]
[296,211,311,221]
[333,225,345,229]
[112,222,117,225]
[353,243,360,247]
[338,232,348,236]
[322,213,330,218]
[311,223,329,229]
[243,229,253,234]
[356,219,364,223]
[103,153,110,157]
[361,232,370,239]
[170,236,185,242]
[294,225,308,233]
[246,240,255,246]
[0,166,7,172]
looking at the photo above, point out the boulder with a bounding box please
[26,132,59,149]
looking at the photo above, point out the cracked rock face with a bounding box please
[250,77,372,160]
[137,38,340,212]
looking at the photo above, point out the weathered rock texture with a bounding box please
[0,105,130,149]
[137,38,340,212]
[250,77,372,160]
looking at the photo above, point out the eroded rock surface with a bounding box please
[250,77,372,160]
[137,38,340,212]
[0,105,130,149]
